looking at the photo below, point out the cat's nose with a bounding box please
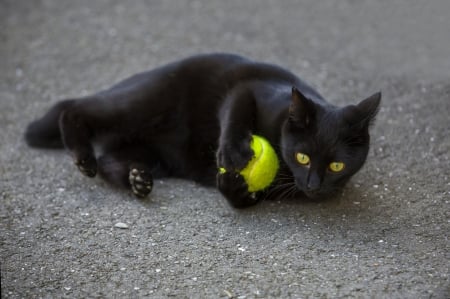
[307,172,321,191]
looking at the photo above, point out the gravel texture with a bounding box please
[1,0,449,298]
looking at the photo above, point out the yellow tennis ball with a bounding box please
[219,135,279,192]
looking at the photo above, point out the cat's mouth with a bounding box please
[294,180,328,199]
[301,186,342,200]
[303,190,324,199]
[301,187,335,200]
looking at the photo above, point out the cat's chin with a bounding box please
[302,190,333,201]
[303,192,321,200]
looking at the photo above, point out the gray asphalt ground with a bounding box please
[1,0,449,298]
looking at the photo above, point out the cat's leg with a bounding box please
[59,98,100,177]
[59,80,179,178]
[217,88,255,170]
[97,146,167,198]
[216,87,261,208]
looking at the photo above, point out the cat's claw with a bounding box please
[129,167,153,198]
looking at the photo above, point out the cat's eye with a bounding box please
[329,162,345,172]
[295,152,310,166]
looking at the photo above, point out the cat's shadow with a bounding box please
[96,178,387,239]
[223,185,389,235]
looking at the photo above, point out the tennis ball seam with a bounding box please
[218,135,279,193]
[245,137,264,182]
[241,135,279,192]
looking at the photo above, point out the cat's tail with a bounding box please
[24,99,76,149]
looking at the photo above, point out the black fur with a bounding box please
[25,53,381,208]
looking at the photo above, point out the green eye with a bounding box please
[329,162,345,172]
[296,152,310,165]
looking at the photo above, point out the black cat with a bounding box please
[25,53,381,208]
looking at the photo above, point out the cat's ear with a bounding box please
[289,87,315,128]
[344,92,381,129]
[356,91,381,127]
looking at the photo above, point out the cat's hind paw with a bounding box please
[129,167,153,198]
[75,156,97,177]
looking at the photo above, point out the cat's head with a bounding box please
[281,87,381,199]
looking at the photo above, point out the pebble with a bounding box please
[114,222,129,229]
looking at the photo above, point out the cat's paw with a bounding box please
[217,171,260,208]
[74,155,97,177]
[217,134,253,172]
[129,167,153,198]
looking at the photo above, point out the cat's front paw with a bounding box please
[217,171,260,208]
[129,167,153,198]
[217,135,253,172]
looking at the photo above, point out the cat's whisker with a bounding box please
[269,181,297,202]
[272,179,294,186]
[275,187,293,201]
[273,174,294,182]
[262,182,293,201]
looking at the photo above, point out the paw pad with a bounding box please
[129,168,153,198]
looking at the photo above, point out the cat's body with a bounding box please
[25,53,380,208]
